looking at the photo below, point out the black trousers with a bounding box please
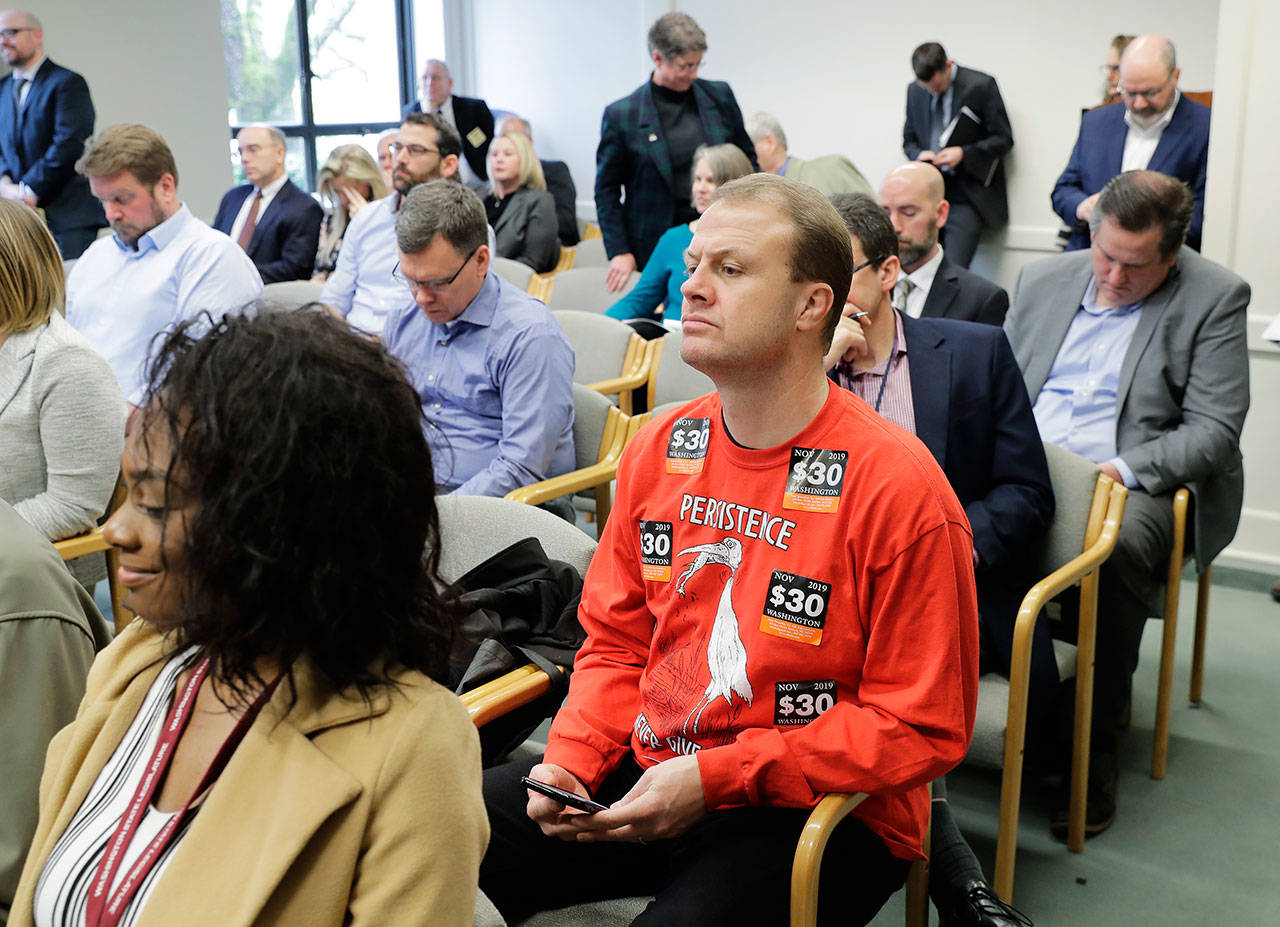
[480,755,911,927]
[939,201,984,269]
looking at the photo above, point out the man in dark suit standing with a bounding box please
[595,11,756,292]
[0,10,104,258]
[1007,171,1249,836]
[902,42,1013,269]
[826,193,1047,927]
[879,162,1008,326]
[1052,35,1210,251]
[498,114,579,246]
[212,125,322,284]
[403,59,493,185]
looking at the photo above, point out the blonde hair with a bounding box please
[318,144,388,220]
[488,131,546,196]
[0,199,65,334]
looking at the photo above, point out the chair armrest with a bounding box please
[586,371,649,396]
[53,526,112,560]
[505,459,622,508]
[790,792,869,927]
[461,663,558,728]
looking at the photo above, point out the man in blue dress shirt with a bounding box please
[1006,170,1250,837]
[66,124,262,406]
[383,180,575,515]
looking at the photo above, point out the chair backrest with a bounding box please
[546,267,638,313]
[572,236,609,268]
[648,332,715,408]
[436,495,596,583]
[554,311,636,388]
[262,280,326,308]
[492,255,534,290]
[1035,443,1104,576]
[572,383,617,471]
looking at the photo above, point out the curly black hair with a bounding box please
[138,306,457,704]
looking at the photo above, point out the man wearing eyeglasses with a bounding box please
[382,180,574,514]
[1052,34,1211,252]
[321,112,494,335]
[0,9,105,258]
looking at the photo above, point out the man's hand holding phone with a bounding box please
[524,764,605,838]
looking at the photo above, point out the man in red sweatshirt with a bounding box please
[479,173,979,926]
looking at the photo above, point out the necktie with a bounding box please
[237,191,261,251]
[12,77,26,119]
[929,94,945,154]
[894,277,916,314]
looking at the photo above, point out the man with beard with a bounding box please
[65,124,261,406]
[878,162,1007,326]
[1052,35,1210,251]
[322,112,493,335]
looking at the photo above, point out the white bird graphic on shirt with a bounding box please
[675,538,753,735]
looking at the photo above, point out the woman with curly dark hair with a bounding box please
[9,308,487,927]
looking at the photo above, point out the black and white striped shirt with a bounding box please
[33,650,199,927]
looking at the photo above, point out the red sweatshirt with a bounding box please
[544,382,979,859]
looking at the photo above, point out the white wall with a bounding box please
[8,0,233,221]
[1204,0,1280,573]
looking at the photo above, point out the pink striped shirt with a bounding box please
[834,310,916,434]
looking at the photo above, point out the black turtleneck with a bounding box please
[651,81,703,226]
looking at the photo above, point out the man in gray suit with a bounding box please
[1005,170,1250,836]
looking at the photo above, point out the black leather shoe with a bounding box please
[1050,751,1117,839]
[939,880,1033,926]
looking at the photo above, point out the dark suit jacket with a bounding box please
[491,187,560,274]
[903,65,1013,229]
[1050,95,1211,251]
[212,178,324,284]
[919,252,1009,326]
[595,77,757,269]
[1007,247,1250,569]
[403,94,495,180]
[0,58,104,243]
[541,158,579,246]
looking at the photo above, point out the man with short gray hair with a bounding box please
[382,180,574,509]
[403,58,494,183]
[1007,169,1250,836]
[746,111,872,198]
[212,125,323,283]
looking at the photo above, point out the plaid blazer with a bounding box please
[594,77,756,269]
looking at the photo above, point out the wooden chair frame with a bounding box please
[504,409,649,531]
[990,475,1127,900]
[1151,487,1214,779]
[583,331,655,416]
[52,480,130,633]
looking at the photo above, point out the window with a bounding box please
[220,0,447,191]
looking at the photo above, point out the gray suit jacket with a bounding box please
[491,187,560,274]
[1005,247,1250,569]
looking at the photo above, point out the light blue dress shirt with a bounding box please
[65,205,263,405]
[383,271,576,499]
[1031,278,1142,487]
[320,193,402,335]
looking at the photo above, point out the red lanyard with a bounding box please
[85,655,279,927]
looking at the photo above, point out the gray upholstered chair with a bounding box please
[646,331,715,409]
[965,442,1127,901]
[570,236,608,269]
[553,311,652,414]
[492,255,535,291]
[545,267,638,313]
[436,494,595,586]
[261,279,325,308]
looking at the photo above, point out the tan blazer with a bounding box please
[9,621,488,927]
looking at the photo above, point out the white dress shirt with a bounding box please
[228,171,288,245]
[897,246,945,318]
[1122,90,1180,172]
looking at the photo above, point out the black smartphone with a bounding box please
[520,776,609,814]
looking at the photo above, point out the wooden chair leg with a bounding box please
[1189,567,1212,704]
[904,788,931,927]
[1152,493,1188,780]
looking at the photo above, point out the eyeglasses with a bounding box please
[392,248,479,294]
[1099,64,1121,75]
[664,55,702,74]
[389,143,440,158]
[1116,74,1174,102]
[0,27,35,39]
[850,256,883,275]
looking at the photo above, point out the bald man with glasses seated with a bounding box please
[1052,34,1211,252]
[382,180,575,518]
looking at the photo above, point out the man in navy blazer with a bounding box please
[827,193,1050,926]
[402,59,493,183]
[595,12,756,292]
[879,162,1009,326]
[0,11,104,258]
[902,43,1013,269]
[212,125,322,284]
[1052,35,1210,251]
